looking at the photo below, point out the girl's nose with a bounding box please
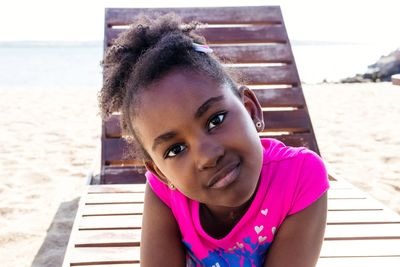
[196,139,225,171]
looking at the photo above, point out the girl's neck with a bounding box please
[199,193,256,239]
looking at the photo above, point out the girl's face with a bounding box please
[134,69,264,208]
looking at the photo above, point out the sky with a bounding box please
[0,0,399,44]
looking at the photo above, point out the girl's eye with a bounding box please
[208,112,226,131]
[165,144,186,158]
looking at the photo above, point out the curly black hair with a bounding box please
[99,13,240,160]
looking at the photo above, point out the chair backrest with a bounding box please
[101,6,320,184]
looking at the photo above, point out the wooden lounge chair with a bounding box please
[62,6,400,267]
[99,6,320,185]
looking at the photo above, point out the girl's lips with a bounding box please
[208,162,240,189]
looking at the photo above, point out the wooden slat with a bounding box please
[75,238,400,256]
[262,109,312,132]
[105,6,283,26]
[75,240,400,262]
[69,256,400,267]
[254,87,306,107]
[326,189,366,199]
[68,242,400,266]
[69,247,140,266]
[325,223,400,239]
[76,229,141,247]
[73,223,400,248]
[81,198,384,217]
[83,194,383,220]
[102,139,135,163]
[101,167,146,184]
[106,25,287,46]
[85,193,144,204]
[82,192,385,215]
[73,223,400,249]
[316,257,400,267]
[86,186,366,204]
[83,203,144,216]
[227,65,299,85]
[79,215,142,230]
[328,198,385,210]
[88,184,145,193]
[196,25,287,44]
[212,44,293,63]
[327,180,352,189]
[78,209,400,230]
[104,115,121,138]
[321,239,400,256]
[67,250,400,266]
[327,210,400,224]
[86,180,348,193]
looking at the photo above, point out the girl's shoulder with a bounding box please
[260,138,312,162]
[260,138,329,216]
[260,138,324,172]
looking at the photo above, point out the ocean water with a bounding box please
[0,41,397,89]
[0,42,103,89]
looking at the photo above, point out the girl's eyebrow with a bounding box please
[194,95,224,119]
[152,131,177,152]
[152,95,225,152]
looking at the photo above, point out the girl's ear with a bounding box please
[144,160,169,185]
[238,86,264,130]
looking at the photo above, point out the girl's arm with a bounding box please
[140,183,186,267]
[263,192,328,267]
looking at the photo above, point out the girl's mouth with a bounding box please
[208,162,240,189]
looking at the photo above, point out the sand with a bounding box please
[304,82,400,213]
[0,88,101,267]
[0,82,399,266]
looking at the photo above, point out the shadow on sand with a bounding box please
[31,197,80,267]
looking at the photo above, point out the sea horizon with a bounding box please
[0,40,397,89]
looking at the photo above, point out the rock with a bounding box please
[340,74,370,83]
[341,48,400,83]
[366,48,400,81]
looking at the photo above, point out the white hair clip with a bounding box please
[192,43,213,54]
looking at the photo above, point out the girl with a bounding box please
[99,14,330,267]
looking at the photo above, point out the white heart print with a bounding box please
[261,208,268,216]
[236,242,244,248]
[212,263,221,267]
[272,227,276,234]
[258,236,267,243]
[254,225,264,234]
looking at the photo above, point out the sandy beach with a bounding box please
[304,82,400,212]
[0,88,101,267]
[0,82,399,267]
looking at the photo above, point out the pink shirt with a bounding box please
[146,138,330,266]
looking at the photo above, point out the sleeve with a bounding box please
[145,170,172,208]
[287,150,330,215]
